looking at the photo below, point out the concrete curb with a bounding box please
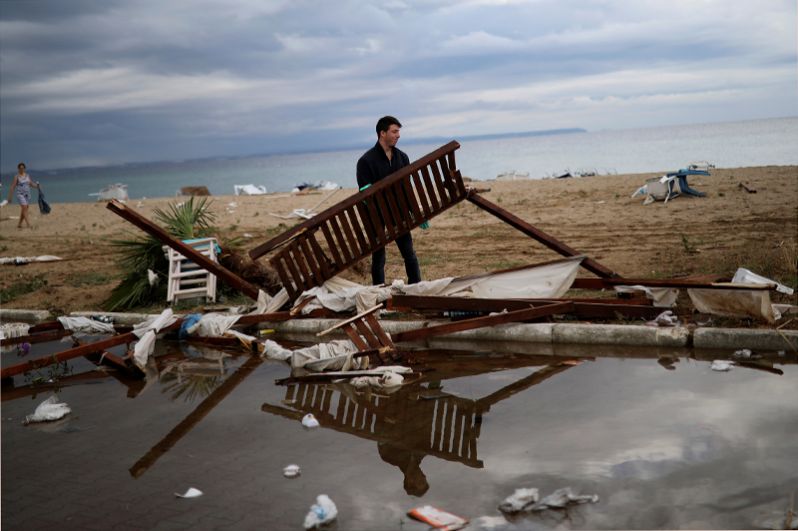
[2,308,797,351]
[0,309,52,323]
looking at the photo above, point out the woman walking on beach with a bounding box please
[6,162,39,228]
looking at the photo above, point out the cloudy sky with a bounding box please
[1,0,795,171]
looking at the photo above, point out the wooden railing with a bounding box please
[249,141,468,299]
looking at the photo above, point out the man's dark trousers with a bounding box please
[371,232,421,285]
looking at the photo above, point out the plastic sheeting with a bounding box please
[24,395,71,425]
[261,338,365,371]
[614,285,679,308]
[292,257,584,315]
[131,309,178,369]
[688,288,778,323]
[57,316,116,335]
[732,267,794,295]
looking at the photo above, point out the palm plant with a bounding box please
[104,197,216,311]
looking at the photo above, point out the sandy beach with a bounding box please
[1,165,795,316]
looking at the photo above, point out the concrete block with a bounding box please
[0,308,51,323]
[693,327,798,351]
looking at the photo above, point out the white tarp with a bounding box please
[688,288,778,323]
[261,338,365,371]
[292,257,584,315]
[732,267,793,295]
[131,309,178,369]
[57,316,116,335]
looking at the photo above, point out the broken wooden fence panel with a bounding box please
[248,141,470,299]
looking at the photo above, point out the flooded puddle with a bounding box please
[2,337,797,530]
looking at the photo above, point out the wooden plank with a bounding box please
[392,302,574,343]
[374,192,397,239]
[342,324,371,351]
[338,209,363,257]
[364,313,395,348]
[353,319,382,349]
[308,234,333,278]
[355,201,380,247]
[382,188,405,233]
[319,223,344,268]
[299,237,323,284]
[399,179,423,225]
[437,155,458,200]
[328,215,354,263]
[106,200,260,299]
[420,165,441,211]
[411,171,433,218]
[466,193,618,279]
[392,182,413,228]
[271,255,296,297]
[249,140,460,258]
[429,160,451,206]
[345,207,370,256]
[364,196,387,245]
[317,305,384,336]
[570,277,774,290]
[284,243,310,290]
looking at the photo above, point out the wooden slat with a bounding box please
[328,215,354,263]
[383,188,405,233]
[364,313,395,348]
[374,192,397,239]
[353,319,382,349]
[308,234,333,278]
[419,165,441,211]
[249,141,460,259]
[338,209,363,257]
[411,171,433,218]
[320,223,344,266]
[299,238,323,284]
[429,158,451,205]
[285,243,310,290]
[345,207,370,256]
[364,196,387,245]
[343,324,371,351]
[399,179,423,224]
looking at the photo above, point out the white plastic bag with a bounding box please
[303,495,337,529]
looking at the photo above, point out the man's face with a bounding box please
[381,124,401,147]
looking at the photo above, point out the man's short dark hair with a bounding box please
[376,116,402,136]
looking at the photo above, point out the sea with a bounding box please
[4,116,797,204]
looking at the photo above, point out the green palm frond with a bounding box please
[103,197,216,311]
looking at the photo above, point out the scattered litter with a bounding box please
[89,183,128,201]
[646,310,679,327]
[732,267,794,295]
[301,413,320,428]
[407,505,468,530]
[283,464,301,478]
[499,487,539,512]
[242,233,253,238]
[303,494,337,529]
[292,180,340,194]
[233,184,267,196]
[17,342,31,357]
[174,487,203,499]
[710,360,735,372]
[473,515,509,529]
[147,269,159,286]
[499,487,598,513]
[528,487,599,511]
[732,349,760,360]
[0,322,31,340]
[738,182,757,194]
[0,255,63,265]
[24,395,71,425]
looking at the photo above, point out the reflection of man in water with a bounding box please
[372,387,437,496]
[378,444,429,496]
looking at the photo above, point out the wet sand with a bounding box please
[2,338,797,530]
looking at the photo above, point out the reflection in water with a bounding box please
[262,351,581,495]
[129,354,262,478]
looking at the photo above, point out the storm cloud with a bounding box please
[1,0,795,170]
